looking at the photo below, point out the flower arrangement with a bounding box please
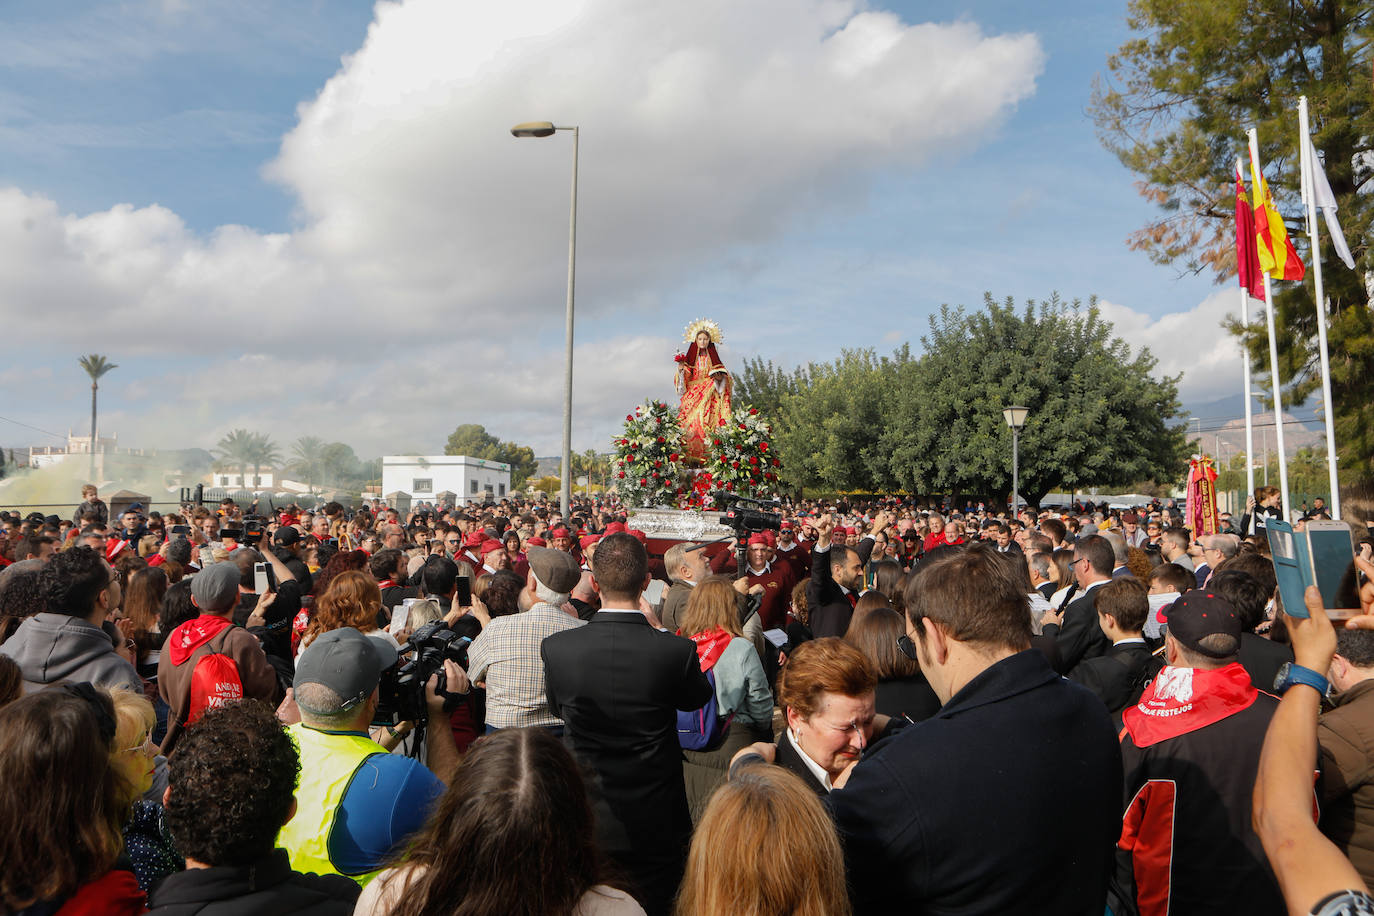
[673,351,689,364]
[611,400,685,508]
[699,405,780,504]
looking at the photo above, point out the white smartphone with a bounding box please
[253,562,269,595]
[643,579,667,606]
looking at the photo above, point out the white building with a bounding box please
[381,455,511,504]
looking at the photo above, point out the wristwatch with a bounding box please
[1273,662,1329,697]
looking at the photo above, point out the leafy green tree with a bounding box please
[443,423,539,488]
[880,295,1188,506]
[1091,0,1374,510]
[77,354,117,482]
[773,349,908,494]
[733,357,810,427]
[248,433,281,490]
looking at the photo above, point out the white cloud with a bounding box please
[1097,290,1247,403]
[1,0,1043,451]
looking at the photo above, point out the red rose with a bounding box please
[760,442,768,452]
[712,439,721,447]
[772,459,781,467]
[639,478,648,486]
[627,454,635,463]
[626,414,633,421]
[749,456,758,465]
[732,461,740,469]
[738,423,745,430]
[654,460,662,468]
[618,471,626,478]
[669,453,679,461]
[749,408,758,415]
[657,436,665,443]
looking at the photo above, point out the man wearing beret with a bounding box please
[465,546,585,733]
[1111,590,1285,916]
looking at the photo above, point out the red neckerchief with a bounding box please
[377,579,397,589]
[168,614,234,665]
[687,626,733,673]
[1122,662,1258,748]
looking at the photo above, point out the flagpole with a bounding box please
[1236,158,1256,502]
[1298,96,1341,518]
[1247,128,1292,518]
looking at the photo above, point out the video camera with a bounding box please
[714,492,783,536]
[375,620,472,734]
[242,517,266,545]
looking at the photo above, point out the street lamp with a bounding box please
[1003,406,1029,516]
[511,120,579,518]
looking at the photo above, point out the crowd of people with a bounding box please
[0,482,1372,915]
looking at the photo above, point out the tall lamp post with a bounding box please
[511,120,579,519]
[1003,406,1028,516]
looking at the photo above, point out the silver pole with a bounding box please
[1011,426,1020,517]
[559,126,579,520]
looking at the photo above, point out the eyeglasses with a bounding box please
[121,732,155,756]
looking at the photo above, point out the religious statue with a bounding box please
[675,318,731,465]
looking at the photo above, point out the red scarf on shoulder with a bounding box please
[1122,662,1258,748]
[686,626,733,673]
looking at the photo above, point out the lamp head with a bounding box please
[511,121,557,138]
[1002,406,1029,430]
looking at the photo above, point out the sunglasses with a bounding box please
[896,634,918,662]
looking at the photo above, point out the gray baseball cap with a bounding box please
[191,562,241,614]
[293,627,398,710]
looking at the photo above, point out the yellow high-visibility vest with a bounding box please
[278,723,386,885]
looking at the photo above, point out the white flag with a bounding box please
[1303,133,1356,269]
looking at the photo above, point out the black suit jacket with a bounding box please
[776,728,829,798]
[1043,583,1111,674]
[1238,631,1293,693]
[807,539,876,639]
[1067,642,1157,714]
[541,611,712,876]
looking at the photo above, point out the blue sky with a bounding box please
[0,0,1246,459]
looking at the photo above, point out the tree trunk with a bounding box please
[89,382,98,483]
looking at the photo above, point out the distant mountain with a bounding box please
[1178,393,1325,459]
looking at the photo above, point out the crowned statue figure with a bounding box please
[674,318,731,465]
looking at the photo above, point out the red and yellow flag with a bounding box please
[1234,162,1264,299]
[1249,160,1305,282]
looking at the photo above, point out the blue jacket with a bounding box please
[830,648,1122,915]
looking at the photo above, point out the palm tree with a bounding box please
[288,436,326,494]
[78,354,117,482]
[248,433,281,491]
[214,429,257,488]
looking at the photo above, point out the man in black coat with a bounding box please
[541,533,712,916]
[829,542,1123,915]
[1042,534,1114,674]
[807,513,879,638]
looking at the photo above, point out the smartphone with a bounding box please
[455,577,472,607]
[1306,520,1357,617]
[1268,519,1357,619]
[390,600,413,634]
[643,579,666,606]
[253,562,269,595]
[170,524,191,537]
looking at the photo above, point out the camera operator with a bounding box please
[278,627,463,885]
[270,526,314,595]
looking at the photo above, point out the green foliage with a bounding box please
[1092,0,1374,501]
[764,294,1189,504]
[78,354,118,384]
[443,423,539,487]
[733,358,809,426]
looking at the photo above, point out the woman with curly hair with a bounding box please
[354,727,642,916]
[298,570,388,656]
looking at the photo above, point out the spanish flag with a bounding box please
[1249,159,1305,282]
[1234,162,1265,300]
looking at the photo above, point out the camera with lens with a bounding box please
[375,620,472,727]
[242,517,266,544]
[714,492,783,536]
